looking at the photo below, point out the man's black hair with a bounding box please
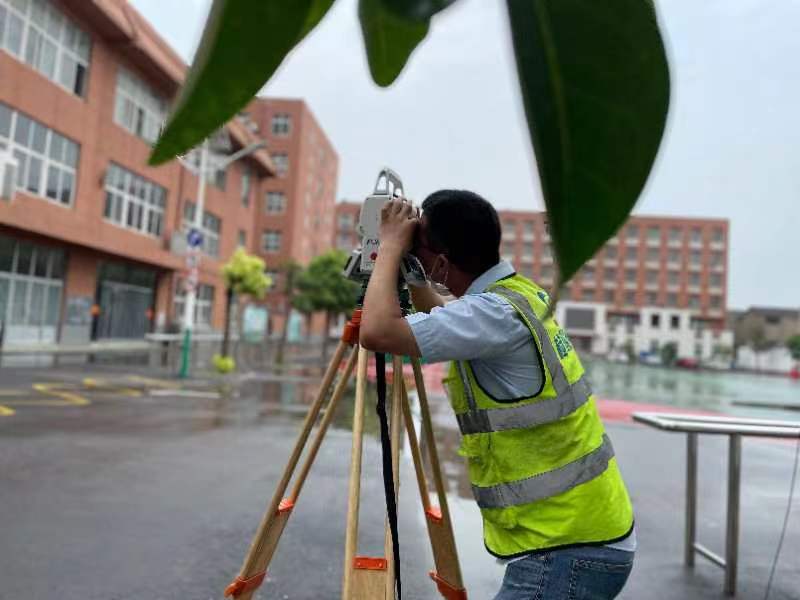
[420,189,501,276]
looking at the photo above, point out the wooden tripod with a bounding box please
[224,311,467,600]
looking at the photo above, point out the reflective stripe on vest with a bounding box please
[452,285,592,435]
[471,434,616,509]
[456,376,592,434]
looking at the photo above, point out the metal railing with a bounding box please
[632,412,800,596]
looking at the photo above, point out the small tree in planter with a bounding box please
[214,248,271,373]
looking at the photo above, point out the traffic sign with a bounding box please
[187,228,204,248]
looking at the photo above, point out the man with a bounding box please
[360,190,636,600]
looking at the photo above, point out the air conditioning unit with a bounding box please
[0,150,18,202]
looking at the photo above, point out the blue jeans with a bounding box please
[493,546,634,600]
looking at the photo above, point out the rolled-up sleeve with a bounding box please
[405,293,529,363]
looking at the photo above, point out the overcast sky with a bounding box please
[130,0,800,311]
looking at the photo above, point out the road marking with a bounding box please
[32,383,90,406]
[0,405,15,416]
[82,378,142,397]
[149,389,221,399]
[126,375,181,389]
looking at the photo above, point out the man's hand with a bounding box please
[379,199,418,253]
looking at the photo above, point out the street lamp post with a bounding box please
[178,137,266,378]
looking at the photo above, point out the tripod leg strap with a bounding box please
[375,352,401,599]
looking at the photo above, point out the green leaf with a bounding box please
[506,0,670,285]
[149,0,334,165]
[379,0,458,22]
[359,0,430,87]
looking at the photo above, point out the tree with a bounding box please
[217,249,271,371]
[660,342,678,367]
[787,335,800,361]
[275,260,302,365]
[150,1,670,298]
[292,250,360,358]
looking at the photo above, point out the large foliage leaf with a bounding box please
[506,0,670,286]
[149,0,334,165]
[379,0,458,22]
[358,0,430,87]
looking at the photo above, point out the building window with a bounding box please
[502,241,514,256]
[712,227,725,243]
[691,227,702,244]
[626,246,638,262]
[262,230,281,253]
[710,295,722,309]
[174,282,214,328]
[0,0,90,96]
[669,227,681,243]
[0,235,64,333]
[690,250,701,265]
[271,113,291,136]
[647,247,659,262]
[583,290,595,301]
[103,164,166,236]
[646,292,658,305]
[264,191,286,214]
[338,212,354,230]
[605,246,618,259]
[650,313,660,327]
[689,272,700,287]
[582,267,595,283]
[184,149,227,190]
[237,229,246,248]
[711,251,724,267]
[646,270,658,284]
[625,269,636,283]
[688,295,700,309]
[240,165,251,207]
[625,292,636,306]
[668,271,679,286]
[667,293,678,307]
[272,153,289,176]
[114,67,167,144]
[183,201,221,258]
[541,265,553,280]
[647,226,660,242]
[710,272,723,288]
[337,233,352,250]
[668,249,680,263]
[670,314,680,329]
[605,289,615,303]
[542,244,552,259]
[523,221,535,237]
[0,103,79,205]
[626,225,639,241]
[604,267,616,281]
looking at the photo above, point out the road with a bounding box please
[0,363,798,599]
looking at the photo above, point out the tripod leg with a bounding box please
[384,355,405,597]
[407,357,467,599]
[225,339,351,599]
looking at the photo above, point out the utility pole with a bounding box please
[178,136,267,378]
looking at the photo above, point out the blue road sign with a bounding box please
[187,228,204,248]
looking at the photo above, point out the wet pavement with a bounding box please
[0,362,798,599]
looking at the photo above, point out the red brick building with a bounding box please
[243,98,339,331]
[0,0,277,345]
[333,202,729,328]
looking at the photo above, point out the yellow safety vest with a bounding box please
[444,274,634,558]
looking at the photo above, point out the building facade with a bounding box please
[243,97,339,333]
[498,212,729,329]
[731,306,800,349]
[0,0,275,346]
[333,201,361,254]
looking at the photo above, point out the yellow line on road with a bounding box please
[32,383,90,406]
[0,405,15,416]
[82,378,142,397]
[126,375,181,389]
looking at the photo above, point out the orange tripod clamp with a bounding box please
[429,570,468,600]
[341,309,362,346]
[224,571,266,598]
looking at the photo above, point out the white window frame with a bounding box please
[0,0,91,97]
[240,165,251,206]
[0,102,78,206]
[113,67,167,144]
[103,163,166,237]
[262,230,281,253]
[272,153,288,176]
[174,282,214,328]
[265,191,286,214]
[271,113,291,136]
